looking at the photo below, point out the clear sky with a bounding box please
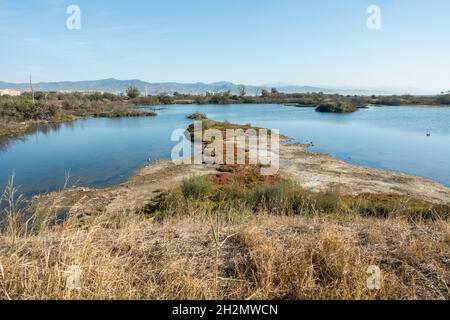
[0,0,449,92]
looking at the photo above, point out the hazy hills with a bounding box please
[0,79,434,96]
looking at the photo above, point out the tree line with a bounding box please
[1,86,449,122]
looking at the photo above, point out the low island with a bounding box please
[315,101,358,113]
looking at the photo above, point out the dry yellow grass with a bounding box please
[0,169,449,300]
[0,208,448,300]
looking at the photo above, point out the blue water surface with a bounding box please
[0,104,449,196]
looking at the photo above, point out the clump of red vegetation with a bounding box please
[209,165,281,187]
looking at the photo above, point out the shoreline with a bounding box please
[0,118,71,140]
[31,133,450,218]
[0,111,157,141]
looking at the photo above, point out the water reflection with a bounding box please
[0,122,64,154]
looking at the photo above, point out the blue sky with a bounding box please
[0,0,449,92]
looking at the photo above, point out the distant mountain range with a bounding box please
[0,78,436,96]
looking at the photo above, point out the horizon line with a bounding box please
[0,78,440,94]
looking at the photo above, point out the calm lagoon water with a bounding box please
[1,104,449,196]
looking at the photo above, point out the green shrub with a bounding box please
[140,189,185,218]
[181,175,213,199]
[316,101,357,113]
[187,113,208,120]
[126,86,141,99]
[352,200,396,218]
[437,94,450,105]
[313,190,340,213]
[244,182,313,215]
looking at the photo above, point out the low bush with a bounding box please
[181,175,214,200]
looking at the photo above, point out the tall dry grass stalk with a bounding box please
[1,174,28,243]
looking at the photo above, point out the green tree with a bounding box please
[126,86,140,99]
[438,94,450,105]
[261,89,270,98]
[159,93,173,104]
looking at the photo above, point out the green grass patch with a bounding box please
[181,175,214,199]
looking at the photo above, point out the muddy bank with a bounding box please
[279,143,450,205]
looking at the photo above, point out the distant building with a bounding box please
[56,90,107,95]
[78,90,105,95]
[0,89,21,96]
[206,90,218,96]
